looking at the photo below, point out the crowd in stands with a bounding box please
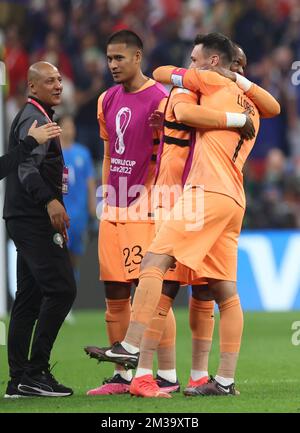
[1,0,300,228]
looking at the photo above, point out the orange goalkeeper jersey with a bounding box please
[171,69,260,209]
[155,85,235,209]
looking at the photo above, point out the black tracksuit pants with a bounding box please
[6,217,77,380]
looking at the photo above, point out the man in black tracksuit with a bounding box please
[3,61,77,397]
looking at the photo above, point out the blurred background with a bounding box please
[0,0,300,314]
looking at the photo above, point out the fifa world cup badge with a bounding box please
[62,166,69,194]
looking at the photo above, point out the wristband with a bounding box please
[235,73,252,92]
[171,68,187,88]
[226,113,247,127]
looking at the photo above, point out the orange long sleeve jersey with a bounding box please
[153,65,280,119]
[155,86,235,210]
[154,67,267,208]
[153,65,280,206]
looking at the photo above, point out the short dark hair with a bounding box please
[107,30,143,50]
[232,42,245,57]
[233,42,243,51]
[193,32,235,66]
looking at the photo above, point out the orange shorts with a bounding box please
[148,188,244,282]
[99,220,188,283]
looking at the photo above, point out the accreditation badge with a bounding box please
[62,166,69,195]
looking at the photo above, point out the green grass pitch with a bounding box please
[0,309,300,413]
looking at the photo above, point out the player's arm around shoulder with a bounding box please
[245,82,281,118]
[154,65,229,96]
[208,66,280,118]
[153,65,178,84]
[233,73,280,118]
[172,87,232,129]
[171,87,199,123]
[184,69,231,95]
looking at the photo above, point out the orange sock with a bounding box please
[125,267,164,348]
[105,297,131,371]
[189,297,215,372]
[217,294,243,378]
[105,298,131,345]
[139,294,173,370]
[157,302,176,371]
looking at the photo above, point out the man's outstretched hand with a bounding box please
[28,120,62,144]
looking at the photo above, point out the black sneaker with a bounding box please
[4,380,29,398]
[18,370,73,397]
[85,342,139,370]
[156,375,180,393]
[184,376,239,396]
[84,345,112,362]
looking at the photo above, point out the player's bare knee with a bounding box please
[192,284,214,301]
[207,279,237,304]
[162,280,180,299]
[104,281,131,299]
